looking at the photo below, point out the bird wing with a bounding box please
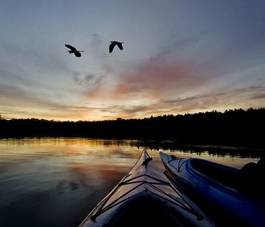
[109,42,115,53]
[65,44,76,51]
[74,52,81,57]
[117,42,123,50]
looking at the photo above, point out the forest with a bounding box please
[0,108,264,148]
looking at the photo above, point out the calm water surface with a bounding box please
[0,138,259,227]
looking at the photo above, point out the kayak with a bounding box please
[160,152,265,227]
[79,150,214,227]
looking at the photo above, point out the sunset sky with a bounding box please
[1,0,265,120]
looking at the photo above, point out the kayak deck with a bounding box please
[190,158,240,190]
[79,150,213,227]
[105,196,185,227]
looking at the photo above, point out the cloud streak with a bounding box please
[73,72,104,87]
[105,85,265,119]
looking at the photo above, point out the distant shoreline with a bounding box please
[1,108,265,151]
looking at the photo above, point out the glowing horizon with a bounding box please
[1,1,265,121]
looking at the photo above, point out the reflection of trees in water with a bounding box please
[130,140,263,158]
[0,108,265,154]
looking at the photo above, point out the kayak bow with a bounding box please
[79,150,213,227]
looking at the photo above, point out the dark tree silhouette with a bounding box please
[0,108,265,150]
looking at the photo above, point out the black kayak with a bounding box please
[160,152,265,227]
[79,150,214,227]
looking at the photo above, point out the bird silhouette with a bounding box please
[65,44,84,57]
[109,41,124,53]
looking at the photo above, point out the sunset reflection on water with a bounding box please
[0,138,259,227]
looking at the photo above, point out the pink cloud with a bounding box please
[117,63,196,92]
[85,61,206,101]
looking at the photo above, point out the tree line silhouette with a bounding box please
[0,108,264,148]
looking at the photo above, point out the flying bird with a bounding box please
[109,41,124,53]
[65,44,84,57]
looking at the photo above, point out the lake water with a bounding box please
[0,138,259,227]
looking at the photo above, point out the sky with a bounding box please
[0,0,265,120]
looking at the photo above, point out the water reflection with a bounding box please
[0,138,259,227]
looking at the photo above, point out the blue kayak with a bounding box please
[160,152,265,227]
